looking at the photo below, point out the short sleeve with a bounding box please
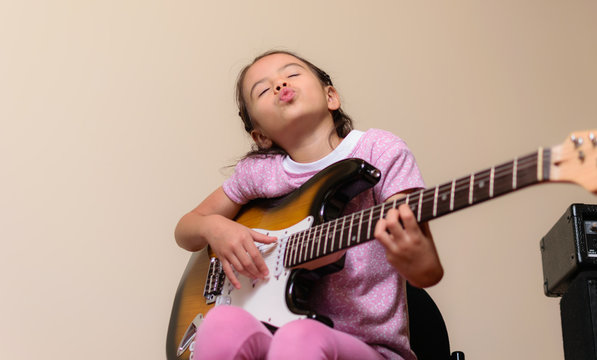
[375,144,425,202]
[222,158,258,204]
[222,155,295,204]
[354,129,425,203]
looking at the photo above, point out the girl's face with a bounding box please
[242,53,340,150]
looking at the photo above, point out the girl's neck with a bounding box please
[284,123,342,164]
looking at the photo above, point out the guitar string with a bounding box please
[307,154,541,237]
[285,154,542,263]
[284,152,543,264]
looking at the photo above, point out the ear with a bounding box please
[250,129,273,149]
[326,86,341,111]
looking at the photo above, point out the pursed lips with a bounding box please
[279,87,295,103]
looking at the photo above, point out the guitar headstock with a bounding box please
[550,129,597,194]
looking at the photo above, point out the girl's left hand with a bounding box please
[374,204,443,288]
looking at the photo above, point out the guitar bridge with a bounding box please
[203,256,225,304]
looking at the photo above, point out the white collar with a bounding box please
[282,130,364,174]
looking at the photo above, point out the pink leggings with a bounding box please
[192,306,386,360]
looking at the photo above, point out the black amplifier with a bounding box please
[540,203,597,297]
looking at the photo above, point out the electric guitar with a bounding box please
[166,130,597,359]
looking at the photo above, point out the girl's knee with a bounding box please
[268,319,335,359]
[193,306,271,359]
[202,305,257,329]
[274,319,326,341]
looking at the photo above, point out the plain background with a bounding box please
[2,1,596,359]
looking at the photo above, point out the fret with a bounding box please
[303,230,309,263]
[417,189,424,222]
[366,206,374,239]
[283,234,291,266]
[537,147,544,181]
[308,227,317,263]
[489,167,495,198]
[433,185,439,217]
[316,224,324,256]
[294,229,305,265]
[468,173,475,205]
[325,218,337,255]
[295,228,304,265]
[337,216,346,253]
[289,232,299,266]
[304,227,312,263]
[299,227,310,264]
[346,212,355,247]
[512,157,518,189]
[308,225,319,261]
[356,210,364,244]
[297,230,306,264]
[449,179,455,211]
[392,197,399,210]
[419,188,436,222]
[285,233,293,266]
[318,221,330,257]
[391,194,400,214]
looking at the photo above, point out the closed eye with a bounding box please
[288,73,299,78]
[258,88,270,97]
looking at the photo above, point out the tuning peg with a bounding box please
[571,135,584,148]
[590,132,596,146]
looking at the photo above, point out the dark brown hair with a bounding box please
[236,50,354,158]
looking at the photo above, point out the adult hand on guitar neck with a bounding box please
[175,187,277,289]
[374,195,444,289]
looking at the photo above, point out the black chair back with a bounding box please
[407,282,452,360]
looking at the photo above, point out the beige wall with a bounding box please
[2,1,596,359]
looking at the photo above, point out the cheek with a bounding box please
[246,104,270,124]
[306,84,330,103]
[245,100,264,118]
[244,105,276,132]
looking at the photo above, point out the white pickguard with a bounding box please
[214,216,314,327]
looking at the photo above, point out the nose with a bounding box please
[274,82,288,93]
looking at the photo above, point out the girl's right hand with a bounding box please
[175,187,277,289]
[204,214,277,289]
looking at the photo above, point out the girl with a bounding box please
[175,50,443,360]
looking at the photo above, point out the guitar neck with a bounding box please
[407,147,550,223]
[284,148,551,268]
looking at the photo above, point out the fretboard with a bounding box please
[283,148,551,268]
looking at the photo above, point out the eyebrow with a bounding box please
[249,62,306,99]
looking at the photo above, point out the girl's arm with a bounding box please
[174,186,277,289]
[374,192,444,288]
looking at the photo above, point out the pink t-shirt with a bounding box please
[223,129,424,360]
